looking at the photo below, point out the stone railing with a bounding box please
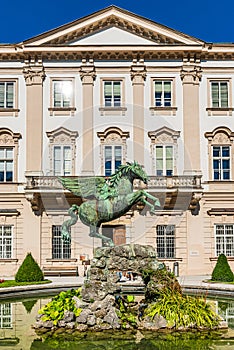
[25,175,202,191]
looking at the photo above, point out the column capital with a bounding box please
[79,61,96,85]
[130,63,147,85]
[180,65,202,85]
[23,59,45,86]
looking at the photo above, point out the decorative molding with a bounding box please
[46,127,78,176]
[148,126,180,144]
[79,60,96,84]
[23,59,46,86]
[97,127,130,174]
[0,128,22,146]
[180,65,202,85]
[43,15,183,46]
[130,60,147,85]
[205,126,234,144]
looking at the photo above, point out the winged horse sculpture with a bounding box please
[58,161,160,246]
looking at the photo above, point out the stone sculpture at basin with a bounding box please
[58,161,161,246]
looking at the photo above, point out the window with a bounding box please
[154,80,172,107]
[0,148,13,182]
[53,80,73,108]
[97,127,129,176]
[0,303,12,328]
[156,145,173,176]
[52,225,71,259]
[212,146,230,180]
[104,81,121,107]
[156,225,175,258]
[0,226,13,259]
[0,82,14,108]
[215,224,234,256]
[53,145,71,176]
[47,127,78,176]
[211,81,228,108]
[104,145,122,176]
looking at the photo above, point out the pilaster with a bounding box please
[79,59,96,175]
[180,61,202,175]
[23,58,45,176]
[130,59,146,165]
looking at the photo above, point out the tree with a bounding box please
[211,253,234,282]
[15,252,44,282]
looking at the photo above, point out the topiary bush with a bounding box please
[15,252,44,282]
[211,253,234,282]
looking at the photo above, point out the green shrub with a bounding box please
[15,252,44,282]
[211,253,234,282]
[39,288,82,325]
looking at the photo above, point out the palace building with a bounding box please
[0,6,234,277]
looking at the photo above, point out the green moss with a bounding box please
[15,253,44,282]
[211,254,234,282]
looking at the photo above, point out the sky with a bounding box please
[1,0,233,44]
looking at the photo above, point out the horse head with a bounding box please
[127,161,148,184]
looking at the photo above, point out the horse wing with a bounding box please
[58,176,106,199]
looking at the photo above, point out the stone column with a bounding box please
[23,58,45,176]
[130,60,146,165]
[79,60,96,175]
[180,62,202,174]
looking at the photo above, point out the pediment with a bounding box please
[23,6,204,47]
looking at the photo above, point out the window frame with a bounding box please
[212,145,230,180]
[99,78,126,116]
[97,127,129,176]
[155,144,174,176]
[104,145,123,176]
[215,224,234,257]
[53,145,72,176]
[46,127,78,176]
[52,225,71,260]
[207,78,233,116]
[49,78,76,116]
[150,78,177,116]
[0,147,14,182]
[0,225,13,259]
[205,127,234,182]
[0,303,12,328]
[0,79,19,117]
[156,225,175,259]
[0,129,21,183]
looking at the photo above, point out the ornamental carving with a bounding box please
[148,126,180,144]
[205,127,234,144]
[23,59,46,86]
[180,65,202,85]
[79,64,96,84]
[0,129,21,145]
[130,64,147,84]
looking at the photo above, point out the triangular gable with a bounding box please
[70,27,154,45]
[22,6,204,47]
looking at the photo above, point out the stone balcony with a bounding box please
[25,174,203,215]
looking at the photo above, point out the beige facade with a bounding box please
[0,6,234,277]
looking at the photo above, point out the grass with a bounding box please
[0,280,51,288]
[206,279,234,285]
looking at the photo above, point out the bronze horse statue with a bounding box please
[58,161,160,246]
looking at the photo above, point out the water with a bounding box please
[0,295,233,349]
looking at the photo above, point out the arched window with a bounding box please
[46,127,78,176]
[148,126,180,176]
[205,127,234,181]
[0,128,21,182]
[97,127,129,176]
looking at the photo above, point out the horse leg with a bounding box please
[89,226,114,247]
[142,190,161,214]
